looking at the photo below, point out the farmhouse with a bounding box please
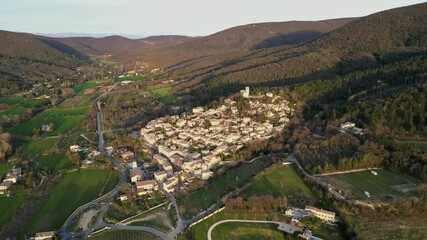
[305,206,336,223]
[130,167,143,183]
[121,151,135,160]
[69,145,82,153]
[0,181,12,195]
[136,180,158,195]
[35,231,55,240]
[41,123,54,132]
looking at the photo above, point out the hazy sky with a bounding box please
[0,0,425,36]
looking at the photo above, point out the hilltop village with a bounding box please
[134,88,293,194]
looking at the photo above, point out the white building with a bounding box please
[154,171,168,182]
[130,167,143,183]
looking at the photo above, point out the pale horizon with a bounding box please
[0,0,425,37]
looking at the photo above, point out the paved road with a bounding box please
[206,220,286,240]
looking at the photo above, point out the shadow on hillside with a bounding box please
[38,38,89,62]
[253,31,324,49]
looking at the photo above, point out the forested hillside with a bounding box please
[287,56,427,179]
[123,18,354,67]
[160,2,427,103]
[0,30,89,94]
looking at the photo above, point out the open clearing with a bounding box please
[356,220,427,240]
[36,153,73,173]
[242,164,314,200]
[152,87,177,104]
[89,230,161,240]
[23,169,119,235]
[178,158,272,218]
[23,138,58,155]
[35,106,88,118]
[323,169,419,200]
[0,192,29,230]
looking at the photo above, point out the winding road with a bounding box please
[58,88,171,239]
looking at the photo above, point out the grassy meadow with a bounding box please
[242,164,314,199]
[178,158,272,218]
[23,169,118,235]
[0,192,29,230]
[35,153,73,173]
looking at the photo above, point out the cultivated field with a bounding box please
[23,169,119,235]
[0,192,28,230]
[58,96,92,108]
[36,153,73,173]
[178,159,272,218]
[242,164,314,203]
[89,230,161,240]
[356,220,427,240]
[323,169,419,200]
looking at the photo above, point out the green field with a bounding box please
[0,96,48,108]
[0,192,29,230]
[58,96,92,108]
[89,230,161,240]
[242,164,314,200]
[73,82,100,95]
[0,106,27,116]
[178,159,272,218]
[190,212,288,240]
[211,222,285,240]
[117,74,158,82]
[152,87,177,104]
[36,153,73,173]
[323,169,419,200]
[23,169,118,235]
[23,138,58,155]
[0,162,13,176]
[9,116,86,136]
[36,106,88,118]
[129,204,176,233]
[0,97,48,117]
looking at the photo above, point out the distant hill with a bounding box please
[0,30,89,93]
[55,35,193,58]
[160,2,427,102]
[126,18,355,67]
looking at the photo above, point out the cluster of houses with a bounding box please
[137,88,292,194]
[0,166,22,195]
[69,144,102,165]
